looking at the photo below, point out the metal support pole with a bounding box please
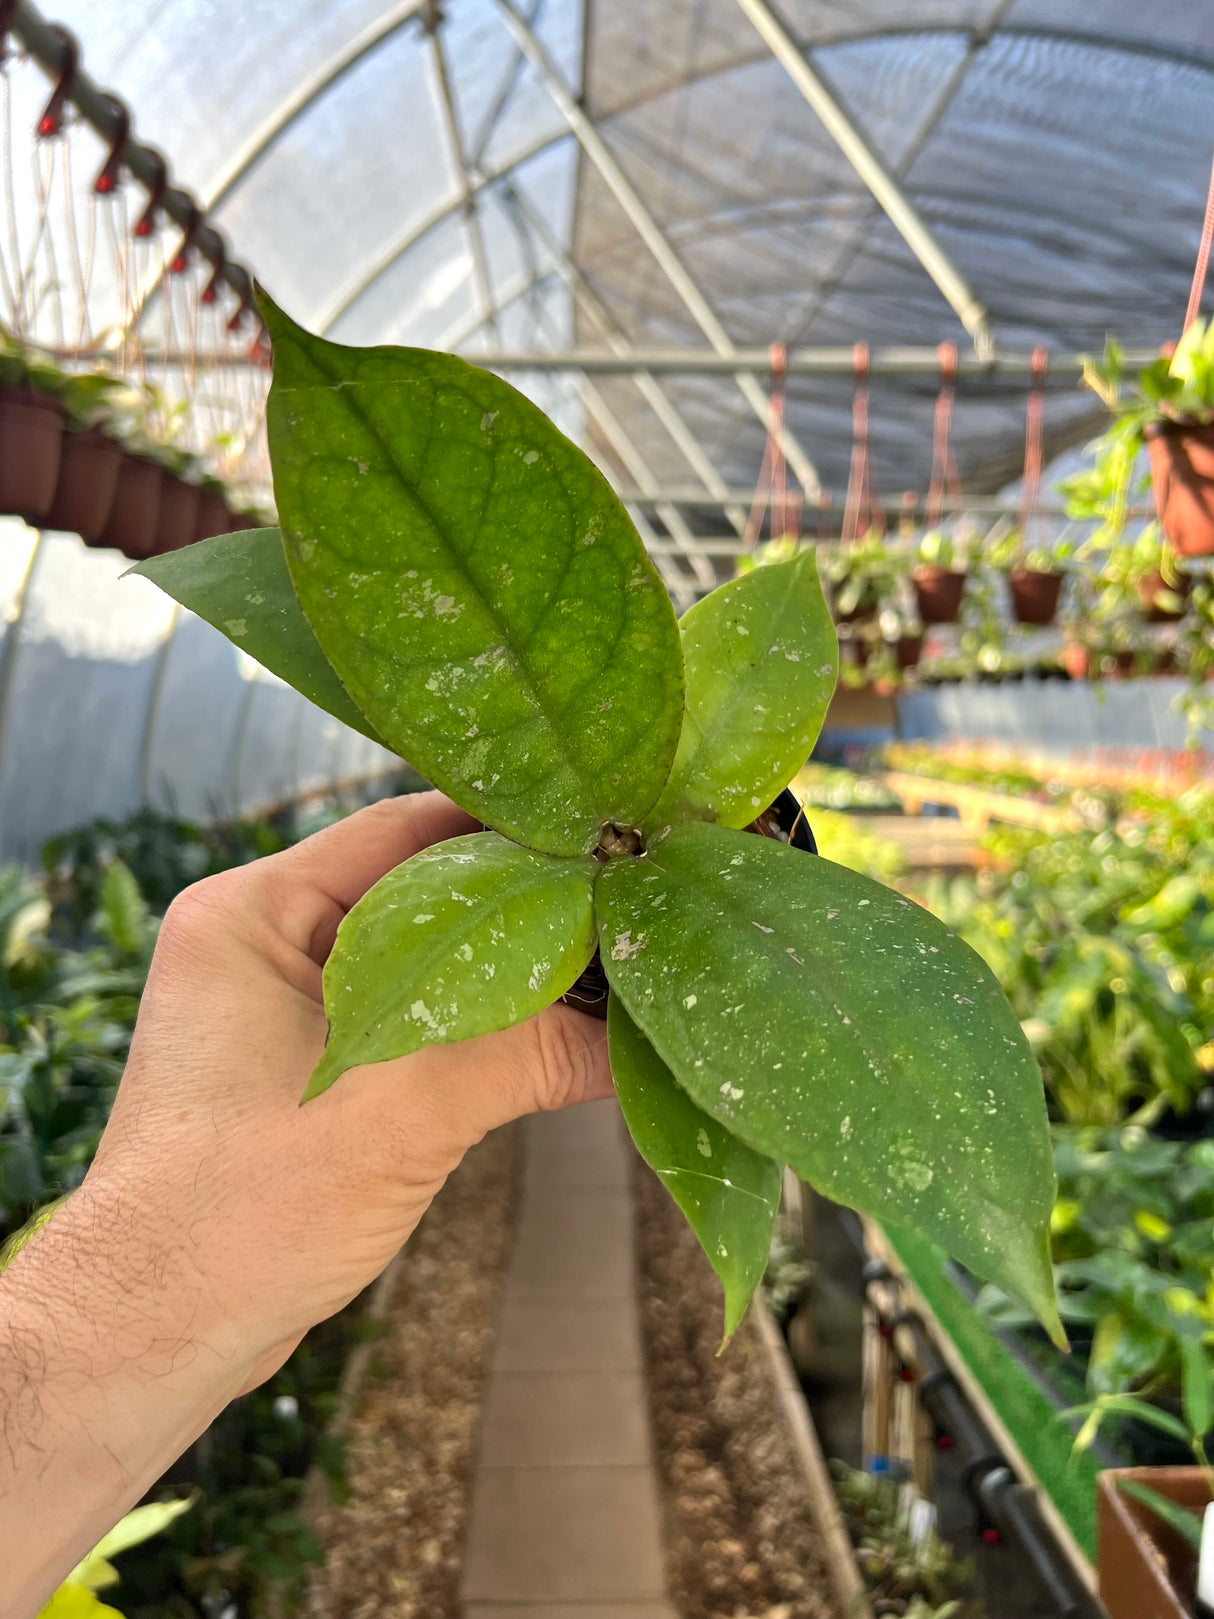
[427,15,500,342]
[501,180,749,536]
[732,0,995,359]
[488,0,822,498]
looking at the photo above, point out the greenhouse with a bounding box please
[1,3,1213,1618]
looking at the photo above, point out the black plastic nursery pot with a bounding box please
[911,565,966,625]
[1146,421,1214,559]
[1097,1467,1208,1619]
[1009,568,1064,626]
[152,474,202,554]
[96,454,162,557]
[0,386,64,521]
[193,488,232,544]
[44,428,122,542]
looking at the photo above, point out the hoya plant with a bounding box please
[134,293,1063,1344]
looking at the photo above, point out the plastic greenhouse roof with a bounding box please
[42,0,1214,502]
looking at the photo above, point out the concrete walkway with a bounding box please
[463,1099,677,1619]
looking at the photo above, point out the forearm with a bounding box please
[0,1184,260,1617]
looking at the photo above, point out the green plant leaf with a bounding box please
[1062,1395,1193,1447]
[260,292,683,856]
[307,831,596,1098]
[596,823,1062,1341]
[1181,1335,1213,1441]
[647,550,837,829]
[130,528,379,742]
[1116,1480,1205,1549]
[607,996,781,1341]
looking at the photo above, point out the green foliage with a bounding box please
[608,997,781,1339]
[819,529,903,618]
[137,299,1061,1340]
[831,1462,982,1618]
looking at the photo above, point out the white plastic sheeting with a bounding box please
[1,0,1213,857]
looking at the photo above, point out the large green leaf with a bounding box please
[596,823,1062,1341]
[307,831,596,1099]
[647,550,837,830]
[260,293,683,856]
[130,528,378,741]
[608,996,781,1341]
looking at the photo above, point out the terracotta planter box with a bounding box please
[194,489,231,544]
[44,428,122,542]
[0,387,64,521]
[911,565,966,625]
[96,455,162,558]
[1009,568,1064,626]
[1137,568,1192,623]
[1097,1466,1209,1619]
[153,474,202,554]
[1146,421,1214,558]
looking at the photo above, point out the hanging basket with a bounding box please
[44,428,122,542]
[1145,421,1214,557]
[911,565,966,625]
[1136,568,1191,622]
[96,454,162,558]
[1009,568,1064,626]
[194,489,232,544]
[0,388,64,520]
[153,474,202,555]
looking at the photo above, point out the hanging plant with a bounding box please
[133,293,1064,1344]
[911,528,967,624]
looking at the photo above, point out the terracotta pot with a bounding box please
[895,634,923,669]
[0,388,64,520]
[153,474,202,555]
[1146,421,1214,558]
[911,565,966,625]
[43,428,121,542]
[1062,642,1090,681]
[193,489,232,544]
[1137,568,1192,623]
[1105,649,1138,680]
[1097,1466,1208,1619]
[1009,568,1064,626]
[96,455,162,558]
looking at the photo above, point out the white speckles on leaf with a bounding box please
[412,913,435,924]
[223,617,248,638]
[522,449,539,465]
[683,993,698,1009]
[611,930,646,961]
[480,411,497,430]
[696,1128,712,1158]
[753,922,774,934]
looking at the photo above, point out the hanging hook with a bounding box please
[200,235,227,304]
[843,343,879,544]
[927,341,962,529]
[36,26,78,137]
[1018,346,1049,539]
[93,94,129,194]
[133,148,168,237]
[168,200,201,274]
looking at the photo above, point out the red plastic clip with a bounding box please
[36,27,78,137]
[981,1527,1001,1546]
[93,95,129,194]
[133,149,168,238]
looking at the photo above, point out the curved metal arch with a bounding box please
[203,0,428,213]
[316,127,572,333]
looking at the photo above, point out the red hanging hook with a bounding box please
[744,341,798,548]
[926,341,962,529]
[843,342,882,543]
[200,236,227,304]
[93,94,129,194]
[36,26,78,137]
[168,200,201,274]
[133,148,168,238]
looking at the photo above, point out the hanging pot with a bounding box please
[43,428,122,542]
[1062,642,1090,682]
[194,488,232,544]
[1009,568,1064,626]
[831,587,879,624]
[153,474,202,555]
[96,454,162,558]
[1136,568,1191,623]
[1145,420,1214,558]
[895,634,923,669]
[1097,1467,1208,1619]
[911,565,966,625]
[0,388,64,521]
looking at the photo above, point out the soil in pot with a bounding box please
[912,565,966,625]
[1146,421,1214,558]
[0,388,64,521]
[1009,568,1063,626]
[193,488,231,544]
[96,455,162,558]
[1138,568,1192,623]
[44,428,121,542]
[153,474,202,554]
[1097,1466,1209,1619]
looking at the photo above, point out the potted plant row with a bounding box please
[0,326,257,556]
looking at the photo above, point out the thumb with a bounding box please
[337,1003,616,1170]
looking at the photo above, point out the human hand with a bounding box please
[0,791,613,1613]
